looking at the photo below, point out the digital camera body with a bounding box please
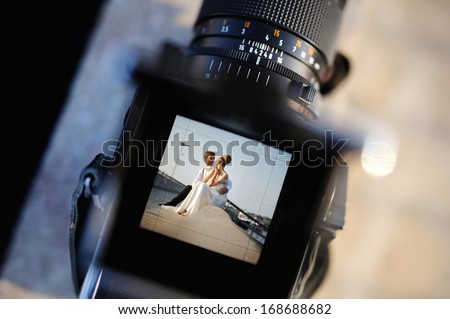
[71,0,359,298]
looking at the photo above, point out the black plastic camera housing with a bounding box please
[70,0,357,298]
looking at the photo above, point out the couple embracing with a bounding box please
[161,151,232,217]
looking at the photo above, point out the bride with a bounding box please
[175,154,231,217]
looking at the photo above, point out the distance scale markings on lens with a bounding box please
[195,17,327,80]
[192,37,317,86]
[184,53,317,110]
[189,54,272,87]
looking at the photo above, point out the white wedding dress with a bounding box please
[165,179,228,216]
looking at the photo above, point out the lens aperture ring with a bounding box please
[194,17,327,81]
[196,0,345,62]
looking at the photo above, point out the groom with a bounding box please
[160,150,232,206]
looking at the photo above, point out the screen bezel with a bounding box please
[100,79,333,298]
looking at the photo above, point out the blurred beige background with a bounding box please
[1,0,449,298]
[315,0,450,298]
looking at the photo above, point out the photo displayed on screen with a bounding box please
[139,115,292,265]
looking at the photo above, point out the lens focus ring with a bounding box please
[196,0,346,61]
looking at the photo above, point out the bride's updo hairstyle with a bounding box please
[221,154,231,167]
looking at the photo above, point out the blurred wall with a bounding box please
[315,0,450,298]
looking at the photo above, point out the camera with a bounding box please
[70,0,359,298]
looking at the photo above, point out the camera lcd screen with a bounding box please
[139,115,292,265]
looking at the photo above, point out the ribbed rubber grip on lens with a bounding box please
[196,0,346,59]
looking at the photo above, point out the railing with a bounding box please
[223,201,269,246]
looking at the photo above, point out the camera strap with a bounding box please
[70,153,112,294]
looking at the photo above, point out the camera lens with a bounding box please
[183,0,346,116]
